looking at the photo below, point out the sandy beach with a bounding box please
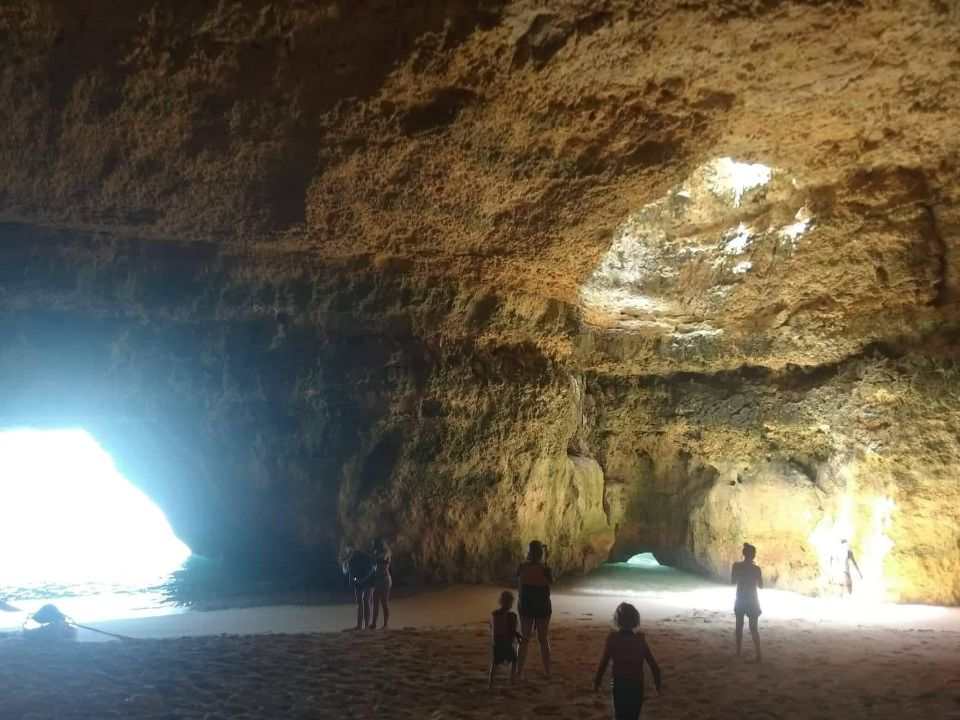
[3,565,958,718]
[3,610,959,719]
[3,572,960,720]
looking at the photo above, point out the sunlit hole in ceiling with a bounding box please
[707,156,772,207]
[580,157,815,333]
[0,429,191,593]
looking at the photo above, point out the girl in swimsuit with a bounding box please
[731,542,763,662]
[370,537,392,630]
[516,540,553,679]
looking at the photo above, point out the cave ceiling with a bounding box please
[1,0,956,374]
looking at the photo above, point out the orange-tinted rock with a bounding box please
[0,2,958,600]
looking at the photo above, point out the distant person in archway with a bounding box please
[517,540,553,679]
[731,542,763,663]
[343,545,375,630]
[835,539,863,597]
[369,537,392,630]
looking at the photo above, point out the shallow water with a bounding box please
[3,559,952,636]
[0,588,182,632]
[0,575,186,632]
[0,553,340,631]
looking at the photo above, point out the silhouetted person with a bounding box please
[343,546,375,630]
[731,542,763,662]
[593,602,662,720]
[369,537,392,630]
[517,540,553,679]
[488,590,522,688]
[835,539,862,597]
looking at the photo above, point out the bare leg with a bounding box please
[536,617,552,678]
[517,616,534,679]
[749,615,762,663]
[488,659,497,689]
[354,587,364,629]
[735,612,744,656]
[509,658,517,684]
[370,587,381,629]
[381,581,391,629]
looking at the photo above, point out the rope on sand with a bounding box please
[68,622,139,642]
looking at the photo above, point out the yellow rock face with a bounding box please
[0,1,958,601]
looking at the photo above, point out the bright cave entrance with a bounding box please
[580,552,711,596]
[625,552,663,568]
[0,429,190,609]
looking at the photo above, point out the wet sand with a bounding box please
[3,609,959,720]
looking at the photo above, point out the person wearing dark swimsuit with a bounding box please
[343,547,375,630]
[517,540,553,679]
[732,542,763,662]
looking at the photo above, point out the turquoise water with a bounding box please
[563,557,719,596]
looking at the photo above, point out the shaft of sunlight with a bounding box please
[0,428,190,592]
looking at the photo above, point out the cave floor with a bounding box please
[2,607,958,720]
[2,565,959,718]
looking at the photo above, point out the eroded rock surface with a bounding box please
[0,1,958,602]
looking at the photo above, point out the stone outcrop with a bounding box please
[1,1,958,603]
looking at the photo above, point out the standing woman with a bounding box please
[370,537,392,630]
[343,546,375,630]
[517,540,553,679]
[731,542,763,663]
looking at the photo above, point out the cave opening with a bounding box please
[570,549,712,598]
[0,428,191,601]
[625,552,663,568]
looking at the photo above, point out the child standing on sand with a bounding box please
[731,542,763,662]
[488,590,522,688]
[594,602,662,720]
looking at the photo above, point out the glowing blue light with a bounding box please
[0,429,190,590]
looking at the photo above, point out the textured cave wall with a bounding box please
[1,1,959,600]
[588,350,960,604]
[0,223,612,583]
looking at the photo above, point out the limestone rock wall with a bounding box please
[1,1,959,601]
[0,222,614,583]
[588,351,960,605]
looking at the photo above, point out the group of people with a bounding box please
[489,540,766,720]
[342,537,392,630]
[343,537,859,720]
